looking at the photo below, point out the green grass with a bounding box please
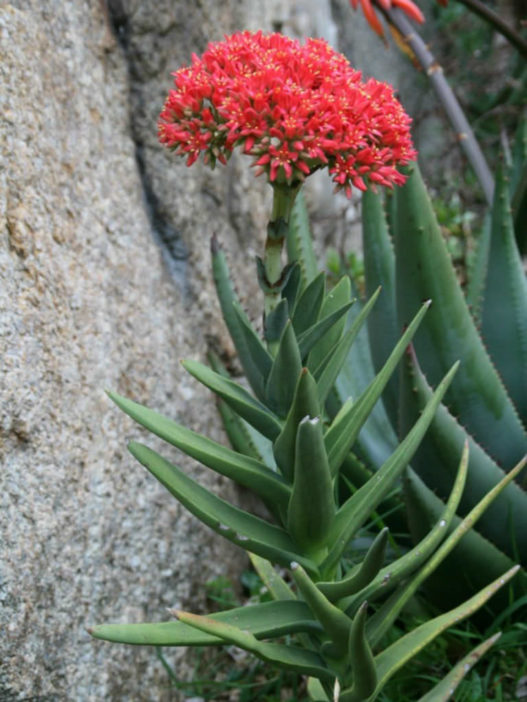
[156,644,306,701]
[378,594,527,701]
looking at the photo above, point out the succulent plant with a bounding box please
[340,125,527,611]
[88,183,524,699]
[88,29,527,701]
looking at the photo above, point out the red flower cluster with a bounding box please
[159,32,416,196]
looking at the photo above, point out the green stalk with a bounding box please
[263,184,301,350]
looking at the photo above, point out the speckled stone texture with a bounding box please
[0,1,276,699]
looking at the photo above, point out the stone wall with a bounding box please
[0,1,416,698]
[0,1,274,699]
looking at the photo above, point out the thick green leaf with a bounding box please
[291,272,325,335]
[480,165,527,423]
[286,188,318,290]
[362,188,398,423]
[328,292,398,473]
[512,163,527,253]
[321,363,458,577]
[369,454,526,645]
[398,350,527,562]
[511,117,527,251]
[313,288,380,407]
[308,276,353,373]
[248,554,317,651]
[215,398,284,521]
[287,417,335,557]
[511,118,527,193]
[128,442,317,574]
[340,603,377,702]
[211,237,268,401]
[248,553,296,601]
[232,302,273,383]
[417,633,501,702]
[206,352,279,510]
[273,368,321,481]
[384,187,398,241]
[318,529,388,602]
[282,263,302,314]
[393,163,527,468]
[371,566,519,694]
[265,321,302,417]
[404,458,527,612]
[182,359,282,441]
[108,392,290,511]
[338,454,408,542]
[324,300,430,476]
[264,298,290,344]
[343,444,468,614]
[307,677,330,702]
[465,213,491,327]
[215,397,277,468]
[291,562,352,655]
[297,301,354,361]
[175,609,334,682]
[89,600,320,646]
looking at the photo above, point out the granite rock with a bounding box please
[0,1,274,699]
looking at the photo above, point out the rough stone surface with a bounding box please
[0,1,340,699]
[0,0,432,698]
[0,2,273,699]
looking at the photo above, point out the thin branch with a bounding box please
[455,0,527,60]
[383,6,495,204]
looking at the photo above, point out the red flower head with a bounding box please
[159,31,416,196]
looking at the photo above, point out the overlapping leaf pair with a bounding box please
[90,176,524,699]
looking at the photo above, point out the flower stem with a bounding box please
[262,184,300,351]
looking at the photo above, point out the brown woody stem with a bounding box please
[382,6,495,204]
[455,0,527,59]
